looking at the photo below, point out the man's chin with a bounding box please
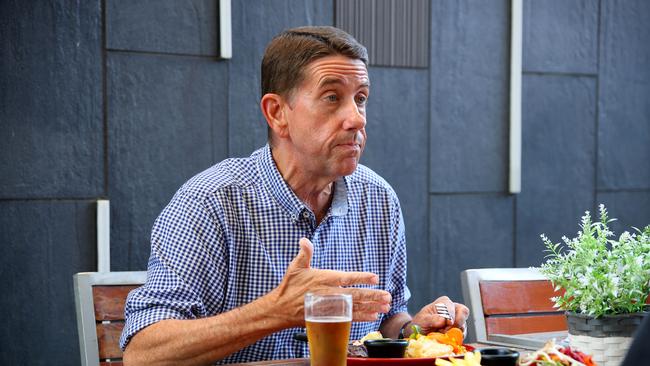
[339,160,360,176]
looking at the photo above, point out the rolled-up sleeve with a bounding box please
[120,190,228,350]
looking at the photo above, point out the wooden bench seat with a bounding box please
[461,268,650,350]
[461,268,566,349]
[74,272,146,366]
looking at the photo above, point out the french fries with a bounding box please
[434,351,482,366]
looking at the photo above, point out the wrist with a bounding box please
[398,320,412,339]
[254,290,293,332]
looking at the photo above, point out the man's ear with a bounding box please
[260,93,289,139]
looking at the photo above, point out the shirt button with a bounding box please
[302,211,310,219]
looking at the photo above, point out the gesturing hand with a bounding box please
[269,238,392,327]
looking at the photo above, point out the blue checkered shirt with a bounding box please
[120,144,410,364]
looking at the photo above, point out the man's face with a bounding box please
[283,54,369,179]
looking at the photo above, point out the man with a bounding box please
[121,26,469,365]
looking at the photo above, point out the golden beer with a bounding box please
[305,293,352,366]
[306,316,351,366]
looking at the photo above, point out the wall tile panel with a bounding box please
[0,201,96,365]
[516,75,596,267]
[523,0,598,73]
[363,67,429,312]
[597,191,650,236]
[106,0,218,56]
[598,0,650,190]
[107,52,228,270]
[227,0,333,157]
[429,0,510,193]
[0,0,103,198]
[429,195,514,305]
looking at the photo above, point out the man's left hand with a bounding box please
[410,296,469,335]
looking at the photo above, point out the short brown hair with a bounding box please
[261,26,368,98]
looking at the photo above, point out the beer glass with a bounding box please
[304,292,352,366]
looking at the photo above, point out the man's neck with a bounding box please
[270,145,335,224]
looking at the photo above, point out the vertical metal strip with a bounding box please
[335,0,429,68]
[509,0,522,194]
[97,199,110,272]
[219,0,232,59]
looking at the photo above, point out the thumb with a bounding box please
[288,237,313,270]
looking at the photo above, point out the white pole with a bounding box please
[219,0,232,59]
[509,0,523,194]
[97,199,110,272]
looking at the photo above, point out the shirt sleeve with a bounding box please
[384,196,411,319]
[120,190,229,350]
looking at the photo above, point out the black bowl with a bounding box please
[478,347,520,366]
[364,339,409,358]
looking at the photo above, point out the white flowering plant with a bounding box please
[539,204,650,317]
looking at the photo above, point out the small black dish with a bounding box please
[364,339,409,358]
[478,347,520,366]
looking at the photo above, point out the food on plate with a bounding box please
[350,326,467,359]
[518,340,597,366]
[406,325,467,357]
[405,335,454,358]
[359,331,384,343]
[348,332,383,358]
[435,351,482,366]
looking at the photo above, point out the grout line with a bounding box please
[522,70,597,78]
[596,188,650,194]
[513,194,518,267]
[429,191,514,196]
[102,0,109,197]
[594,0,602,207]
[425,0,433,311]
[427,188,650,197]
[106,47,220,59]
[511,0,517,267]
[0,198,102,203]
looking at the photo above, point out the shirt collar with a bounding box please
[257,144,349,220]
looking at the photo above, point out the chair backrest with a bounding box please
[74,271,147,366]
[460,268,567,349]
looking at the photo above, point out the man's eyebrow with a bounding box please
[317,77,370,88]
[317,77,344,88]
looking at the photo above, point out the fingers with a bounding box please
[412,296,467,334]
[351,302,391,322]
[287,238,313,270]
[303,290,389,322]
[426,313,449,330]
[318,269,379,287]
[346,288,391,322]
[353,310,383,322]
[453,303,470,329]
[433,296,455,326]
[347,288,391,303]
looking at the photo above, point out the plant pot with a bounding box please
[566,311,648,366]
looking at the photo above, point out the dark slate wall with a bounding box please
[516,75,597,267]
[0,0,103,198]
[1,0,649,364]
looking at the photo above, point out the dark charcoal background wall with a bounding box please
[1,0,649,364]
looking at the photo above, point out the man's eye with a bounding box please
[356,95,368,105]
[326,94,338,102]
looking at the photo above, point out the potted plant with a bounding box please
[539,204,650,366]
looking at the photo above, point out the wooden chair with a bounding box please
[74,271,147,366]
[460,268,567,349]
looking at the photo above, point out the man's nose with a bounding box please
[342,99,366,130]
